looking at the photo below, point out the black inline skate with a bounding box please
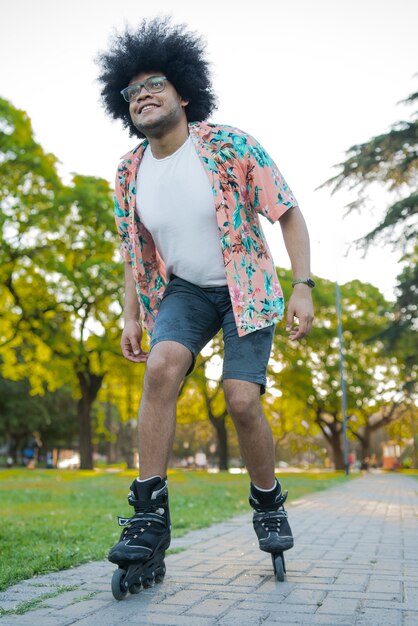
[249,480,293,581]
[108,475,171,600]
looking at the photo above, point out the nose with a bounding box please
[135,86,152,103]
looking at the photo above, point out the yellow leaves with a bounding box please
[96,352,145,424]
[1,333,67,395]
[177,383,206,425]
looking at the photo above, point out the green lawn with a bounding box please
[0,468,353,590]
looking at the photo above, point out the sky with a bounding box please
[1,0,417,302]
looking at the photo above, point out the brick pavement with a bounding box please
[0,472,417,625]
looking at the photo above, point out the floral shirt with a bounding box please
[113,122,298,337]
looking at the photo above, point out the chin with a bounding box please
[135,115,163,133]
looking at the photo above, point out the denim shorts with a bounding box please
[150,275,275,394]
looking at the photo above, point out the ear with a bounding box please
[180,96,189,108]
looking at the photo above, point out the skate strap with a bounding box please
[250,489,289,513]
[117,512,166,527]
[253,509,288,522]
[118,516,135,527]
[128,494,167,511]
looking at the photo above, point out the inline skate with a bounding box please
[108,475,170,600]
[249,480,293,581]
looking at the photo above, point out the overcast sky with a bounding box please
[1,0,417,300]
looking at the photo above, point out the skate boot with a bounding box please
[108,475,171,600]
[249,480,293,581]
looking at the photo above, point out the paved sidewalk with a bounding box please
[1,472,417,626]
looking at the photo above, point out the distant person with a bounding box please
[97,17,313,588]
[22,432,41,469]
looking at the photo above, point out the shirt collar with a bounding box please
[119,122,212,171]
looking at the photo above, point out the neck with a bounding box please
[146,121,189,159]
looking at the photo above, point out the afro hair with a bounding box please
[96,16,217,139]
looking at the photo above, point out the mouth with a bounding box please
[138,103,160,115]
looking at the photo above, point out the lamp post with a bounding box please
[336,280,350,475]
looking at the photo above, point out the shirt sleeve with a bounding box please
[113,167,131,262]
[245,135,299,224]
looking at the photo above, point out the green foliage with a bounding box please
[1,96,414,470]
[266,269,404,466]
[320,87,418,406]
[0,97,129,467]
[0,377,78,455]
[0,468,353,590]
[322,90,418,251]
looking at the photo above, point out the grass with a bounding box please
[0,468,353,590]
[0,586,78,617]
[398,469,418,476]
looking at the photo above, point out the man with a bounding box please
[97,17,314,581]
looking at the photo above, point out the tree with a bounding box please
[177,344,231,471]
[321,88,418,408]
[0,376,78,462]
[0,97,126,468]
[269,270,405,469]
[94,352,146,468]
[323,90,417,250]
[385,403,418,468]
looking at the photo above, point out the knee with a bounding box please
[225,393,260,430]
[144,352,183,394]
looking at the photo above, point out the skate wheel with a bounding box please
[142,577,153,589]
[154,562,166,584]
[272,553,285,582]
[111,568,128,600]
[129,582,142,594]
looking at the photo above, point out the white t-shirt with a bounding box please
[136,136,227,287]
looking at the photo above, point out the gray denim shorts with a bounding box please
[150,275,275,394]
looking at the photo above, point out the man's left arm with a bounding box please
[243,133,314,339]
[279,207,314,341]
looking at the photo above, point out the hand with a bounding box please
[121,320,149,363]
[286,285,314,341]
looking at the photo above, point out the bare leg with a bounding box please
[223,379,275,488]
[138,341,192,479]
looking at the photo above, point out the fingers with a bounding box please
[287,313,314,341]
[286,305,295,334]
[121,334,149,363]
[286,291,314,341]
[123,352,149,363]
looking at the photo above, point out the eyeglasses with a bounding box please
[120,76,168,103]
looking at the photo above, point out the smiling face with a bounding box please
[128,71,189,139]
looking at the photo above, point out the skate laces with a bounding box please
[255,509,288,533]
[251,489,289,534]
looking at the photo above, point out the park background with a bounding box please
[0,0,417,473]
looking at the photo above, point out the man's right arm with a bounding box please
[120,261,148,363]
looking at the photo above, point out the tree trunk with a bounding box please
[119,421,136,470]
[105,398,118,464]
[208,414,229,471]
[106,439,118,465]
[76,369,104,470]
[9,435,23,465]
[360,425,371,461]
[316,413,345,470]
[330,430,345,470]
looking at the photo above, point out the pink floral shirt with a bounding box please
[113,122,298,337]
